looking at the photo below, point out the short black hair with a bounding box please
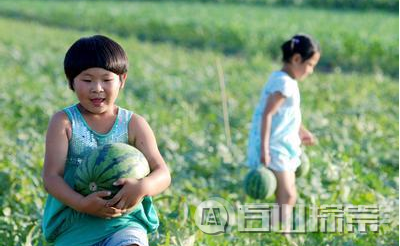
[64,35,128,90]
[281,34,320,63]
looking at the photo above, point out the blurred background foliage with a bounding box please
[0,0,398,245]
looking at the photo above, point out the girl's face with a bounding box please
[291,52,320,80]
[73,67,126,114]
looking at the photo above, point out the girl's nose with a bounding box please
[91,81,104,92]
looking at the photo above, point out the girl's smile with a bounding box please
[90,98,106,107]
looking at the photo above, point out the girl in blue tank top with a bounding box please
[247,34,320,235]
[42,35,171,246]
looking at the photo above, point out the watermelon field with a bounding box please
[0,1,398,245]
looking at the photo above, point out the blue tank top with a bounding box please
[42,104,159,246]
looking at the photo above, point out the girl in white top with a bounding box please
[247,34,321,233]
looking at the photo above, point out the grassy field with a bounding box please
[0,1,398,77]
[0,1,398,245]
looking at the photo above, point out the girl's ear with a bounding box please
[119,73,127,89]
[292,53,302,64]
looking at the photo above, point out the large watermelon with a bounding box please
[296,152,310,177]
[244,167,277,199]
[75,143,150,198]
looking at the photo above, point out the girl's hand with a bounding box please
[260,150,271,167]
[105,178,148,212]
[300,129,317,146]
[77,191,124,219]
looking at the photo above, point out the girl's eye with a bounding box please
[83,79,91,82]
[104,79,112,82]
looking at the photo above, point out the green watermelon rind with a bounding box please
[244,167,277,199]
[74,143,150,197]
[296,153,311,178]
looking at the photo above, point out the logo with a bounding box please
[194,197,235,235]
[194,201,391,234]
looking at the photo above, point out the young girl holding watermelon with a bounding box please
[42,35,171,246]
[247,34,320,234]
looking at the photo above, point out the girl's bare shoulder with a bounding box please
[128,113,153,144]
[48,110,72,140]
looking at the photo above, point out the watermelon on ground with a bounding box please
[74,143,150,198]
[296,152,310,177]
[244,167,277,199]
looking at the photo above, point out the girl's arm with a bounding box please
[42,111,124,218]
[299,124,316,146]
[107,114,171,209]
[130,114,171,196]
[261,92,286,165]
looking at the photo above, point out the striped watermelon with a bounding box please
[244,167,277,199]
[75,143,150,197]
[296,152,310,177]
